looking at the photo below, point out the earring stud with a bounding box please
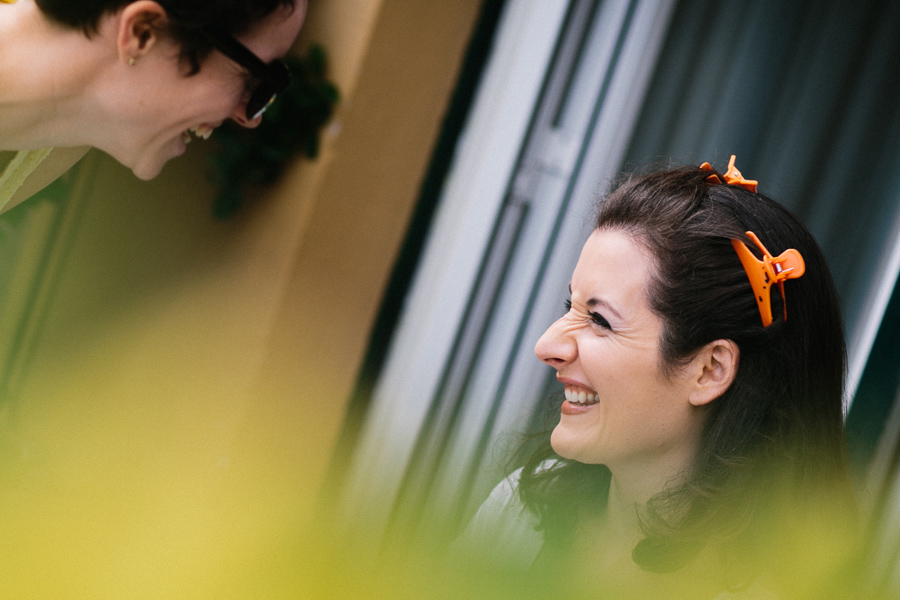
[128,58,137,66]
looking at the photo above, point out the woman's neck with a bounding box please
[0,0,107,150]
[584,438,701,563]
[565,465,727,599]
[608,434,699,506]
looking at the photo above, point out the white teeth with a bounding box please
[181,130,192,144]
[190,124,214,140]
[564,387,598,406]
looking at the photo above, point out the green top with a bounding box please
[0,149,54,212]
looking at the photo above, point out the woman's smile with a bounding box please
[559,377,600,415]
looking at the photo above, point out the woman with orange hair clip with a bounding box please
[454,157,861,599]
[0,0,305,212]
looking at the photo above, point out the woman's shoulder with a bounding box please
[448,462,556,569]
[477,458,559,506]
[465,463,546,536]
[0,149,53,210]
[0,147,88,213]
[477,458,559,521]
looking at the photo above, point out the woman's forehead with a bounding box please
[572,229,654,306]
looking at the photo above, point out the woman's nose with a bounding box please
[535,318,576,369]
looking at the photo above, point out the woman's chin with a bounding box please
[132,165,162,180]
[551,425,608,465]
[550,426,578,461]
[128,136,187,180]
[129,153,170,181]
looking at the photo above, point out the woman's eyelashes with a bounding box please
[563,299,612,331]
[589,311,612,330]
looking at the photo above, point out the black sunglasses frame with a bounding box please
[200,27,291,120]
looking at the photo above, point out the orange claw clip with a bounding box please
[731,231,805,327]
[700,155,758,192]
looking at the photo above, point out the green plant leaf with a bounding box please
[208,45,340,219]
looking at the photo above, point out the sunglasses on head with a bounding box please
[200,27,291,121]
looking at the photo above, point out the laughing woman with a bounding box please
[0,0,304,211]
[456,158,859,599]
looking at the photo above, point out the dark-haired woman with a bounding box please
[0,0,303,211]
[455,158,859,599]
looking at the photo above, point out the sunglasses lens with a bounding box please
[244,62,290,120]
[246,87,275,120]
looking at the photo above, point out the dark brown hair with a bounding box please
[520,163,856,585]
[35,0,296,73]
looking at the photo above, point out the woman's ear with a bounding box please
[116,1,169,65]
[688,339,739,407]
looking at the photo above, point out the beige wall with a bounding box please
[0,0,483,596]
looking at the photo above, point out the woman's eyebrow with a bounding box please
[586,297,624,321]
[568,283,624,321]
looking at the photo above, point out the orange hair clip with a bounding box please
[731,231,805,327]
[700,155,758,192]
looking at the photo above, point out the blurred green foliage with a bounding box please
[209,45,339,219]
